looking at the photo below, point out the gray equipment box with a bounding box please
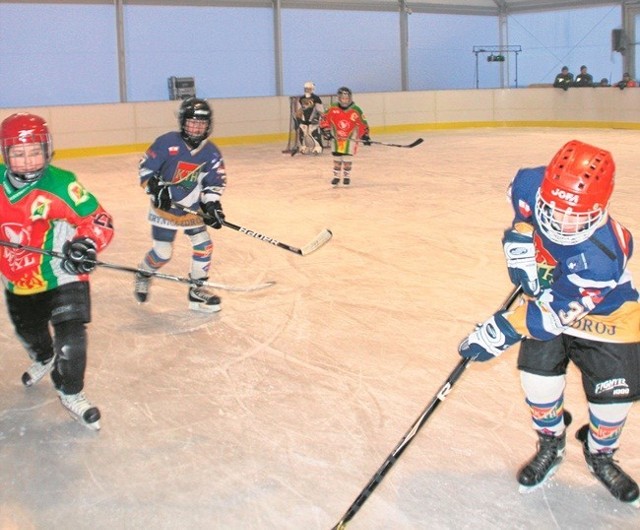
[168,77,196,100]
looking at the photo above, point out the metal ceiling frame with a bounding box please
[2,0,634,97]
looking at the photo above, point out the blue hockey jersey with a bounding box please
[504,166,639,344]
[139,131,226,229]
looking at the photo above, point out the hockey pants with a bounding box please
[6,281,91,395]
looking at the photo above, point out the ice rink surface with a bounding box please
[1,128,639,529]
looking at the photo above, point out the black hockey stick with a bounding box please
[354,137,424,149]
[173,203,333,256]
[330,285,522,530]
[0,240,274,292]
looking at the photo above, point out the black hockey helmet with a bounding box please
[337,86,353,108]
[178,97,213,148]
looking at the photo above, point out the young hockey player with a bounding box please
[294,81,325,155]
[458,140,640,507]
[0,113,114,430]
[134,97,226,312]
[319,87,370,187]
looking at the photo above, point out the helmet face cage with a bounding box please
[337,86,353,108]
[178,98,213,148]
[535,190,605,245]
[535,140,614,245]
[0,113,53,183]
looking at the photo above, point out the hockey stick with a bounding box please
[330,285,522,530]
[173,203,333,256]
[354,137,424,149]
[0,240,274,292]
[323,131,423,149]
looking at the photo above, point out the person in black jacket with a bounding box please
[574,65,594,87]
[553,66,573,90]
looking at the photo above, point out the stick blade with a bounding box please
[202,280,276,292]
[408,138,424,148]
[300,229,333,255]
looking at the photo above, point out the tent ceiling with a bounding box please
[277,1,622,16]
[12,1,622,16]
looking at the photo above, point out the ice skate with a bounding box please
[22,355,55,387]
[298,145,308,154]
[343,177,351,186]
[576,424,640,507]
[188,279,221,313]
[517,430,566,492]
[58,390,101,431]
[134,271,151,303]
[331,177,340,186]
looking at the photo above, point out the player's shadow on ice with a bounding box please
[119,307,220,336]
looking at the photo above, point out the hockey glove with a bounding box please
[61,237,98,275]
[320,128,332,141]
[361,134,372,146]
[202,200,225,229]
[458,312,522,362]
[146,174,172,211]
[502,229,540,297]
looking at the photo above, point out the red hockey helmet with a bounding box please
[535,140,615,245]
[0,113,53,183]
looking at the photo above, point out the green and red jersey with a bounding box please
[0,164,114,294]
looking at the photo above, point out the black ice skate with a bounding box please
[331,177,340,186]
[343,177,351,186]
[188,278,221,313]
[517,430,566,492]
[58,390,101,431]
[134,271,151,303]
[576,424,640,507]
[22,355,56,387]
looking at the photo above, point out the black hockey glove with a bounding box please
[202,200,225,229]
[361,134,372,146]
[146,174,172,211]
[321,128,332,141]
[61,237,98,275]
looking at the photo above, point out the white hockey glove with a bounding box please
[502,228,540,297]
[458,312,522,362]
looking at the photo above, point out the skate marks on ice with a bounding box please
[0,130,639,529]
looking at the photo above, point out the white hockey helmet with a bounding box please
[303,81,315,96]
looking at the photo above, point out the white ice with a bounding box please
[1,128,639,529]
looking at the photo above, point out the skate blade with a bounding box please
[64,411,101,431]
[518,463,561,494]
[188,302,221,313]
[85,419,101,431]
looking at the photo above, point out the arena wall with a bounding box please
[2,88,639,160]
